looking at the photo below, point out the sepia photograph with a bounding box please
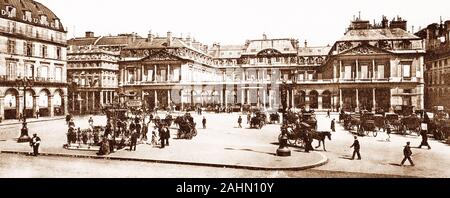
[0,0,449,185]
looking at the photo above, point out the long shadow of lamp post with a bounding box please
[16,76,34,143]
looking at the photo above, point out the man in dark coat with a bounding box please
[350,136,361,160]
[304,132,314,153]
[29,134,41,156]
[418,129,431,149]
[164,126,170,146]
[130,131,138,151]
[401,142,415,166]
[159,125,166,148]
[331,119,336,132]
[238,116,242,128]
[202,117,207,129]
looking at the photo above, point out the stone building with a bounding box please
[415,20,450,110]
[67,32,138,114]
[0,0,67,120]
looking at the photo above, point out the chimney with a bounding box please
[167,31,172,46]
[390,17,407,31]
[186,34,192,47]
[263,33,267,40]
[147,30,154,43]
[85,31,94,38]
[382,15,388,28]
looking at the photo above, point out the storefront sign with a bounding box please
[126,100,143,107]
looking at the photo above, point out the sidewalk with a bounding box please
[0,139,328,170]
[0,116,65,127]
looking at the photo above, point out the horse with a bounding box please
[309,131,332,151]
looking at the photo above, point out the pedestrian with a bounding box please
[247,113,251,124]
[386,123,392,142]
[107,132,115,153]
[331,119,336,132]
[165,126,171,146]
[151,131,158,146]
[88,117,94,127]
[304,132,314,153]
[159,126,166,148]
[238,116,242,128]
[327,110,331,118]
[401,142,415,166]
[29,134,41,157]
[418,128,431,149]
[202,117,207,129]
[130,130,138,151]
[350,136,361,160]
[36,110,39,119]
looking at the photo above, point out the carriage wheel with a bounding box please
[373,131,378,137]
[296,138,305,148]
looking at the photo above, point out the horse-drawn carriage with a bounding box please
[400,114,421,136]
[300,112,317,130]
[269,112,281,124]
[175,113,198,139]
[428,109,450,140]
[250,111,267,129]
[278,122,332,151]
[360,112,378,137]
[384,113,402,133]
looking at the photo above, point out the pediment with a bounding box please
[339,44,392,56]
[141,50,184,62]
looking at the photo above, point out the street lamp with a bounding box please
[16,76,34,143]
[277,80,291,156]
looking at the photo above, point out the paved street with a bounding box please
[0,112,449,178]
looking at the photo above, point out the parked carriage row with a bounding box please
[339,106,450,141]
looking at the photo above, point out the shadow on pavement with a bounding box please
[224,148,276,156]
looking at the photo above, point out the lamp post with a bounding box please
[16,76,34,143]
[277,80,291,156]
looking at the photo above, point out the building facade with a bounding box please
[67,32,137,114]
[415,20,450,110]
[0,0,67,120]
[322,16,425,112]
[113,16,425,112]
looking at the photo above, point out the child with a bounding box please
[151,131,159,146]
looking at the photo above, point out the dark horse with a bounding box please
[309,131,332,151]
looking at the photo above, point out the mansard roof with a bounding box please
[339,28,421,42]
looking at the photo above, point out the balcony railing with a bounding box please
[0,75,64,83]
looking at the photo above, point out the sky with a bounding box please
[38,0,450,46]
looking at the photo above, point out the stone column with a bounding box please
[49,95,54,117]
[372,88,376,111]
[167,90,171,106]
[339,89,343,110]
[78,93,82,114]
[154,90,158,107]
[269,90,273,109]
[225,90,228,106]
[372,59,376,80]
[85,92,89,112]
[263,89,267,110]
[100,91,104,107]
[356,89,359,112]
[241,89,245,105]
[318,95,323,110]
[220,89,224,106]
[92,92,96,111]
[142,65,145,82]
[154,65,157,82]
[287,89,290,108]
[181,89,184,111]
[339,60,343,80]
[167,65,171,82]
[0,97,4,120]
[246,89,250,104]
[355,59,359,79]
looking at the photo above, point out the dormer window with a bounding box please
[40,15,48,26]
[6,6,16,18]
[24,11,32,22]
[54,19,60,29]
